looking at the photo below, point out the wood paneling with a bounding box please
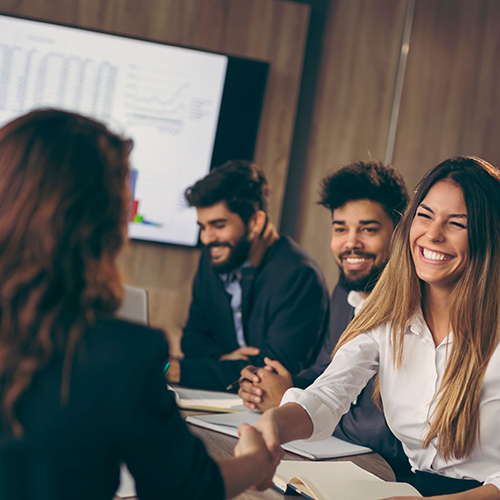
[0,0,309,353]
[470,1,500,165]
[7,0,496,353]
[393,0,500,190]
[293,0,500,293]
[294,0,407,291]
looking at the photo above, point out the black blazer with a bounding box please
[180,235,330,391]
[1,318,224,500]
[292,284,354,389]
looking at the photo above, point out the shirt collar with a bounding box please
[347,291,366,316]
[219,259,253,283]
[408,307,427,336]
[408,307,453,346]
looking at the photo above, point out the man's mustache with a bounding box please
[207,242,233,250]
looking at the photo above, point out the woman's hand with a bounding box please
[218,402,313,498]
[252,408,284,464]
[235,423,283,490]
[217,422,283,498]
[253,403,313,463]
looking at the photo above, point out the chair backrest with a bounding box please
[115,284,149,326]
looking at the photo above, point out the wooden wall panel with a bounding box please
[467,0,500,167]
[294,0,500,294]
[0,0,309,353]
[294,0,407,291]
[392,0,500,190]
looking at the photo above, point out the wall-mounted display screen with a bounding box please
[0,13,268,246]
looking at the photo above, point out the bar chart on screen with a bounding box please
[0,14,228,246]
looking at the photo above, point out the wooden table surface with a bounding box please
[115,410,395,500]
[188,420,396,500]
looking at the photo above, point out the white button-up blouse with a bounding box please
[281,309,500,491]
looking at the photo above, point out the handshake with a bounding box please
[231,384,315,496]
[226,357,297,494]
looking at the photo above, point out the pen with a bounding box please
[226,368,259,391]
[163,361,171,376]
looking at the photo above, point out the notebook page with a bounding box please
[174,387,246,412]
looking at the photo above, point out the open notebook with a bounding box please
[273,461,421,499]
[172,386,246,412]
[186,412,372,460]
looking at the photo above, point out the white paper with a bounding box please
[186,412,373,459]
[174,387,246,412]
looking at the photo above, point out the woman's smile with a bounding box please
[410,180,468,292]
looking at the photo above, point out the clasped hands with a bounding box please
[237,356,293,412]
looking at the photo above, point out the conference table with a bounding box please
[114,409,395,500]
[188,412,396,499]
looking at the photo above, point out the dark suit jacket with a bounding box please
[292,284,354,389]
[293,285,411,480]
[1,318,224,500]
[180,235,329,391]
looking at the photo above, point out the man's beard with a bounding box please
[208,232,251,274]
[338,260,386,294]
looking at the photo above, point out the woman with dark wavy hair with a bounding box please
[0,109,277,499]
[254,156,500,499]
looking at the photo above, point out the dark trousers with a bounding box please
[415,470,482,497]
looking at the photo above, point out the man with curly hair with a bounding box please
[239,160,413,480]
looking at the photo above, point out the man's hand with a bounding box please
[238,357,293,412]
[256,358,293,411]
[164,358,180,384]
[220,346,260,361]
[218,422,283,497]
[238,364,263,408]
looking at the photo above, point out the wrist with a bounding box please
[241,447,273,487]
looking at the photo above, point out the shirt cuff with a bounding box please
[281,387,339,442]
[484,474,500,493]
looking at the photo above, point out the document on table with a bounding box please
[273,461,421,499]
[186,412,372,460]
[172,386,246,412]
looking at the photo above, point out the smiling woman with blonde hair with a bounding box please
[254,156,500,499]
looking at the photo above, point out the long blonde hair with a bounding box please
[335,156,500,461]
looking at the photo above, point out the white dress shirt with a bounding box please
[282,308,500,490]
